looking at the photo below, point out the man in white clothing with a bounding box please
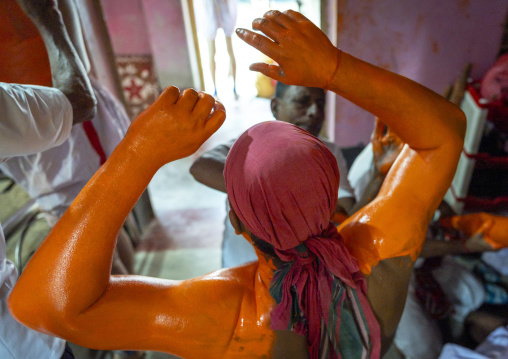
[0,0,95,357]
[0,83,76,359]
[0,0,134,276]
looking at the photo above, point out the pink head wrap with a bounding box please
[224,121,380,358]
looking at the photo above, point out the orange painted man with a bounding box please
[8,10,466,358]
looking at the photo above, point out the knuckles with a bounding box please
[264,10,281,18]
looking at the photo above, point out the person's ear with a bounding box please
[270,98,279,119]
[228,207,245,235]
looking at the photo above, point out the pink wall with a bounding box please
[101,0,151,55]
[141,0,193,88]
[334,0,508,146]
[102,0,194,88]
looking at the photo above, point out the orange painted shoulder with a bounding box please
[337,200,424,275]
[338,216,381,276]
[223,258,277,358]
[169,259,275,358]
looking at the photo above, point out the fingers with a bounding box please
[159,86,180,104]
[252,17,286,44]
[385,125,403,146]
[283,9,310,22]
[213,100,225,114]
[204,102,226,138]
[178,88,200,112]
[371,117,385,141]
[249,63,285,82]
[192,93,226,137]
[262,10,291,29]
[236,28,280,60]
[263,9,309,28]
[475,220,494,235]
[193,92,215,118]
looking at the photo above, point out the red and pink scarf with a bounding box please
[224,121,380,358]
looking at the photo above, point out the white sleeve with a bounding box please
[347,143,375,202]
[0,83,72,159]
[322,140,355,199]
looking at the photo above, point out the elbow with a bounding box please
[189,155,227,193]
[438,103,466,155]
[7,287,27,324]
[8,283,75,337]
[451,104,467,146]
[189,157,205,183]
[7,285,48,331]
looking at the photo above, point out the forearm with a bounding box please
[328,52,466,150]
[0,83,73,157]
[419,239,468,258]
[9,135,156,325]
[189,156,227,193]
[189,143,232,193]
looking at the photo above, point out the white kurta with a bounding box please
[194,0,237,40]
[0,82,72,359]
[1,78,130,221]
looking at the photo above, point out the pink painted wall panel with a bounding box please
[334,0,508,146]
[101,0,151,55]
[142,0,193,88]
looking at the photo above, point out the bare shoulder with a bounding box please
[187,262,259,297]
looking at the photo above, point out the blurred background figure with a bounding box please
[194,0,238,99]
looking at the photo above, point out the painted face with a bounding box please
[272,86,326,137]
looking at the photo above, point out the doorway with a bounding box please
[191,0,322,100]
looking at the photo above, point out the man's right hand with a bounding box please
[125,87,226,168]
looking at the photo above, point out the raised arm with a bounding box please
[7,88,238,356]
[237,11,465,349]
[236,10,466,265]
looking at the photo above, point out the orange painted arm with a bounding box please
[235,9,465,272]
[7,87,245,357]
[441,213,508,250]
[334,51,466,272]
